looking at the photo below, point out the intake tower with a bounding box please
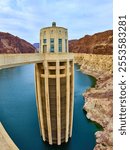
[35,22,74,145]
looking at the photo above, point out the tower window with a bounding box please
[65,39,67,52]
[50,45,54,52]
[43,45,47,53]
[43,39,47,43]
[50,38,54,43]
[59,39,62,52]
[50,38,54,52]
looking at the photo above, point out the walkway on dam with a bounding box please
[0,54,44,69]
[0,53,74,69]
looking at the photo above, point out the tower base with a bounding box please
[35,53,74,145]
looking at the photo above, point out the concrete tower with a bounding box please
[35,22,74,145]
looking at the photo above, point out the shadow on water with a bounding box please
[0,64,100,150]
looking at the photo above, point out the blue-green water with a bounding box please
[0,64,98,150]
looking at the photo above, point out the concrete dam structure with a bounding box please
[35,22,74,145]
[0,22,74,147]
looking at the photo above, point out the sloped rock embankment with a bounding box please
[75,54,113,150]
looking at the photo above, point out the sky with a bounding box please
[0,0,112,43]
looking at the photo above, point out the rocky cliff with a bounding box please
[0,32,36,53]
[69,30,113,55]
[75,54,113,150]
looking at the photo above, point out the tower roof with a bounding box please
[52,22,56,27]
[40,23,67,31]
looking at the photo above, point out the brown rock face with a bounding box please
[69,30,113,55]
[0,32,36,53]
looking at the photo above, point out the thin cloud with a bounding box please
[0,0,112,43]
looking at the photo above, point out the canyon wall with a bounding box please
[69,30,113,55]
[75,54,113,150]
[0,32,36,53]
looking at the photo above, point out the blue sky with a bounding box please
[0,0,112,43]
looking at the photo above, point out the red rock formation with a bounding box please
[69,30,113,55]
[0,32,36,53]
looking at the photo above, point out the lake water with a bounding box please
[0,64,99,150]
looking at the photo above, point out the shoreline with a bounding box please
[75,54,113,150]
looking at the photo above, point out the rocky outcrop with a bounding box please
[75,54,113,150]
[33,43,39,52]
[69,30,113,55]
[0,32,36,53]
[33,43,39,49]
